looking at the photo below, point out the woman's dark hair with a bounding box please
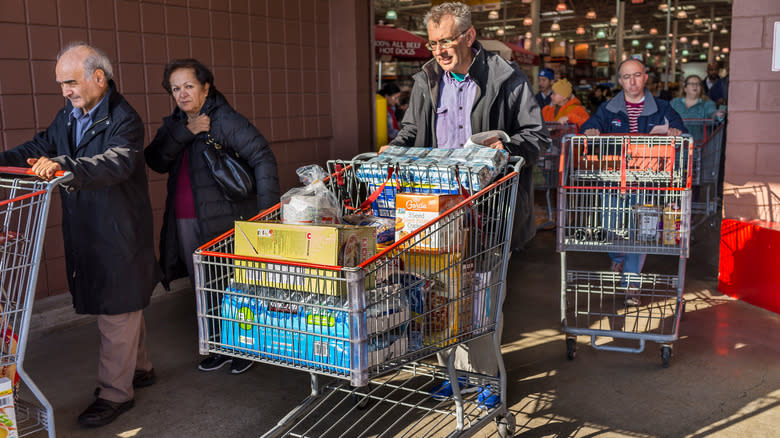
[161,58,214,94]
[378,82,401,97]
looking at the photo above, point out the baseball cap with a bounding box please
[539,68,555,80]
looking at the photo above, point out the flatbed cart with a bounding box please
[536,122,577,229]
[0,167,73,438]
[682,118,726,229]
[193,155,522,437]
[556,135,693,367]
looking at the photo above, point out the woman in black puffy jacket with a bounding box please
[145,59,279,374]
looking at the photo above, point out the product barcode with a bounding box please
[0,394,12,406]
[313,340,328,358]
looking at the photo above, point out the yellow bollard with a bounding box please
[375,94,388,151]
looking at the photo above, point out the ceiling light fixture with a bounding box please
[523,17,533,26]
[610,16,619,26]
[702,41,710,48]
[713,45,720,51]
[692,39,700,45]
[496,28,504,36]
[556,2,568,12]
[525,31,533,39]
[679,36,688,43]
[659,44,666,51]
[677,10,688,19]
[632,22,642,32]
[596,29,606,39]
[576,25,585,35]
[551,21,560,31]
[649,28,658,35]
[632,39,640,47]
[722,47,729,53]
[385,9,397,20]
[693,18,703,26]
[645,42,654,49]
[488,10,499,20]
[586,10,597,20]
[548,36,556,42]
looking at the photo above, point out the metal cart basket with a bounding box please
[0,167,72,438]
[682,118,726,227]
[194,156,521,437]
[556,135,693,367]
[535,122,577,229]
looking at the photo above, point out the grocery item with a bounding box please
[281,165,341,225]
[395,193,462,252]
[233,222,376,295]
[0,377,16,438]
[633,204,661,243]
[342,214,395,244]
[663,203,682,246]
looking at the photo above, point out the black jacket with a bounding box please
[390,41,550,248]
[0,82,160,315]
[145,88,280,288]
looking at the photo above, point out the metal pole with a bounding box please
[708,5,715,62]
[665,0,671,90]
[671,0,678,83]
[615,0,625,82]
[531,0,541,84]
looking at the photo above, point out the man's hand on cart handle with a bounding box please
[584,128,600,136]
[27,157,63,181]
[378,145,390,154]
[667,127,683,136]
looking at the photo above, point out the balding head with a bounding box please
[55,42,112,113]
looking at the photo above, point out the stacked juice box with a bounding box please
[356,146,508,217]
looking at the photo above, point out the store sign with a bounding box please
[375,40,425,58]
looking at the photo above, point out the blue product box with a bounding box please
[220,291,264,357]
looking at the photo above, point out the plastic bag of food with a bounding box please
[342,213,395,244]
[281,165,342,224]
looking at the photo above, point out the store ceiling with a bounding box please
[376,0,733,59]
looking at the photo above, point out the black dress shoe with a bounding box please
[78,398,134,427]
[133,368,156,388]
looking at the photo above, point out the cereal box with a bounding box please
[395,193,462,252]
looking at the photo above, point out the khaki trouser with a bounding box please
[96,310,152,403]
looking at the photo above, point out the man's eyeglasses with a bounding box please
[425,28,469,51]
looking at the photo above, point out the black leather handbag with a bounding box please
[201,134,256,201]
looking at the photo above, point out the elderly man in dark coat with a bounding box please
[0,42,160,427]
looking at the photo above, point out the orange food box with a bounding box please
[394,193,462,253]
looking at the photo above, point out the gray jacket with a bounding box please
[390,41,550,248]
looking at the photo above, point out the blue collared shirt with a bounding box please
[435,71,477,149]
[70,94,107,145]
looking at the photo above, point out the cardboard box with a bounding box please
[0,377,17,438]
[395,193,462,252]
[233,222,376,296]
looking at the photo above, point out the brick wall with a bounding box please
[723,0,780,221]
[0,0,373,298]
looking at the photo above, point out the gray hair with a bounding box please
[424,2,472,32]
[57,41,114,81]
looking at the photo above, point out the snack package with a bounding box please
[281,165,342,224]
[403,147,430,159]
[342,214,395,244]
[381,146,409,157]
[469,145,509,175]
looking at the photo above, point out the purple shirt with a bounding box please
[435,72,477,149]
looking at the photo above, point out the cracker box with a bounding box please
[0,377,17,438]
[395,193,462,252]
[233,222,376,296]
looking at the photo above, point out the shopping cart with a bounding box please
[535,122,577,229]
[194,155,521,437]
[556,135,693,367]
[0,167,72,438]
[682,118,726,228]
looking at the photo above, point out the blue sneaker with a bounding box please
[429,376,471,400]
[477,386,500,410]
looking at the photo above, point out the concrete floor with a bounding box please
[19,226,780,437]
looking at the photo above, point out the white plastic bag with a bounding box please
[281,165,342,224]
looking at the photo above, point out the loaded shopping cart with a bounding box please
[535,122,577,229]
[556,135,693,367]
[0,167,72,438]
[194,153,522,437]
[682,118,726,228]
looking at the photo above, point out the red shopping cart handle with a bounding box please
[0,166,68,177]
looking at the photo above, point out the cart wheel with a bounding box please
[496,412,516,438]
[661,346,672,368]
[566,338,576,360]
